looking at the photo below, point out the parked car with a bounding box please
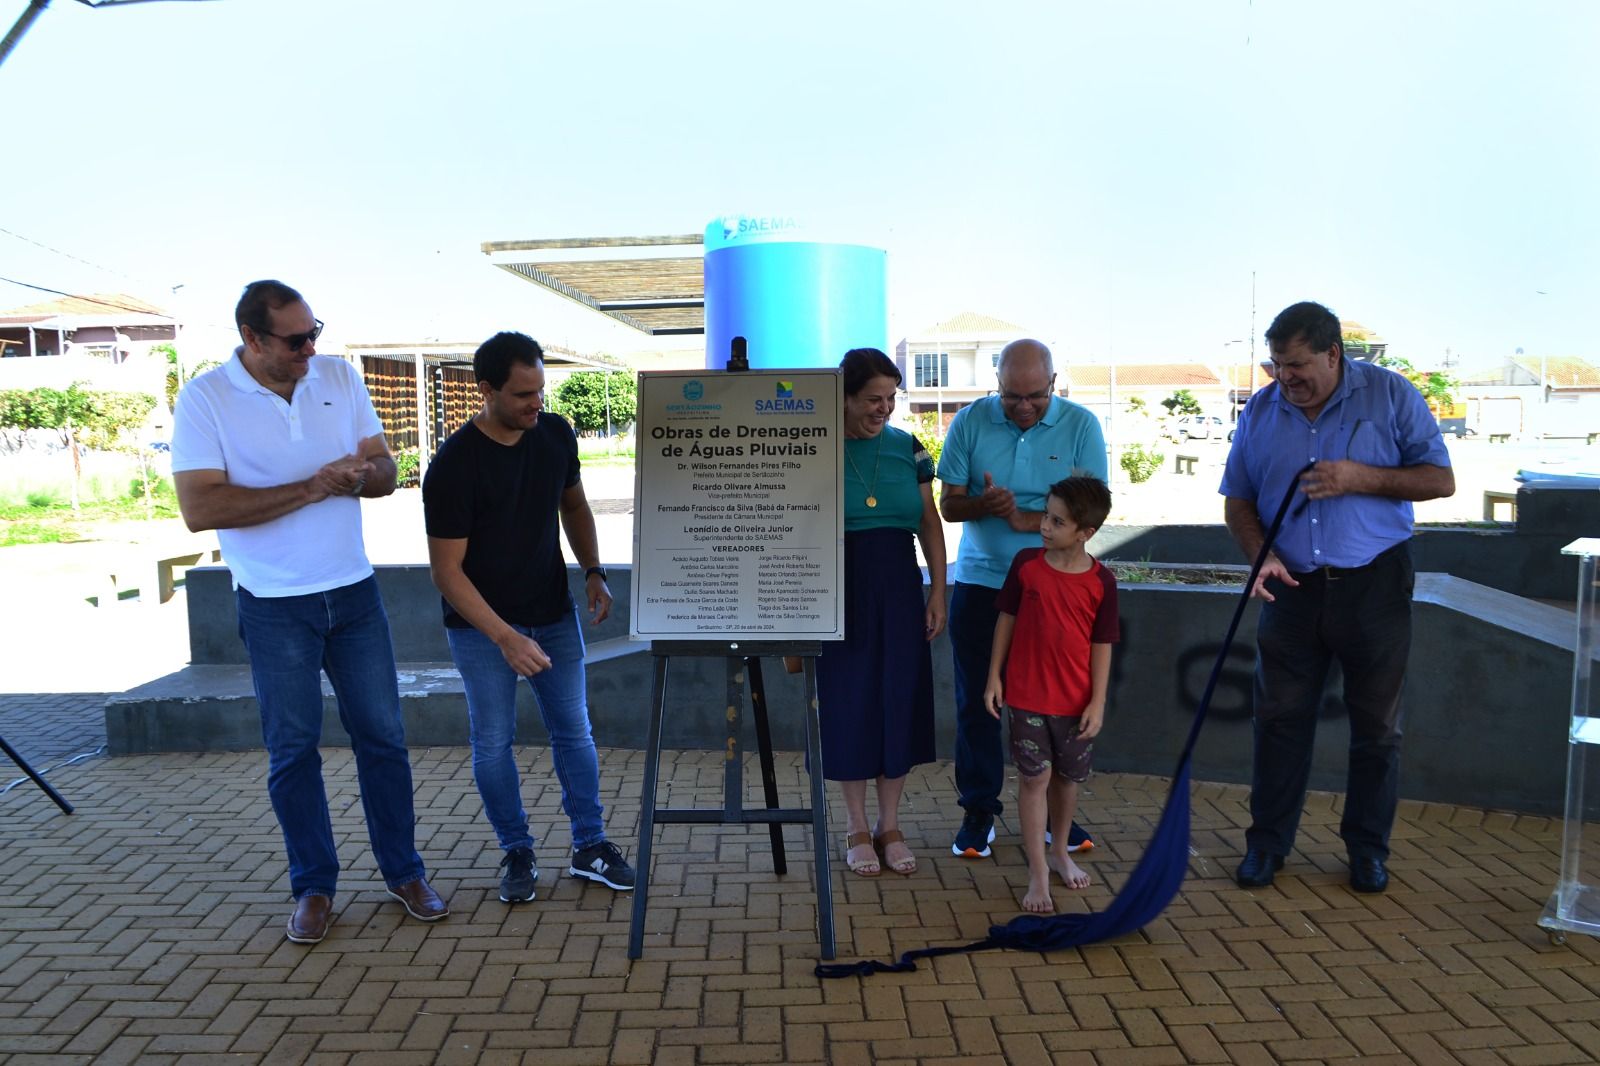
[1169,415,1226,442]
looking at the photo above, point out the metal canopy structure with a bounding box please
[482,235,705,336]
[344,339,621,375]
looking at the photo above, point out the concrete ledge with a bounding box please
[107,642,825,758]
[182,564,638,665]
[108,568,1588,815]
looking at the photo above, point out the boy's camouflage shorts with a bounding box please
[1007,706,1093,782]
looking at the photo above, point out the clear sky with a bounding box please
[2,0,1594,371]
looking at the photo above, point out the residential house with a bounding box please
[893,311,1029,426]
[0,293,175,400]
[892,309,1281,444]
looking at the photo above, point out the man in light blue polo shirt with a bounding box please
[939,339,1108,857]
[1221,300,1453,895]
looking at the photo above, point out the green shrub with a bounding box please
[905,411,945,469]
[128,475,174,501]
[25,489,60,508]
[395,448,421,487]
[1119,443,1164,484]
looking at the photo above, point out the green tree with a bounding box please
[81,391,160,516]
[904,410,946,469]
[553,370,637,434]
[154,342,181,410]
[154,342,223,408]
[1376,353,1458,409]
[1161,388,1203,416]
[0,384,93,508]
[0,384,158,511]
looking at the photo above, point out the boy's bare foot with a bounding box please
[1022,873,1055,913]
[1048,852,1091,889]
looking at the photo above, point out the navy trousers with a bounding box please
[950,581,1006,817]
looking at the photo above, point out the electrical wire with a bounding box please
[0,226,156,288]
[0,276,175,318]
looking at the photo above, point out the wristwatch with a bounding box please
[585,566,609,582]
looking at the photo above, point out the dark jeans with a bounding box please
[1248,543,1414,863]
[951,582,1006,817]
[236,576,425,900]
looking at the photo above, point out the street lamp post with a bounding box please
[1222,338,1246,424]
[170,283,186,388]
[1536,291,1551,447]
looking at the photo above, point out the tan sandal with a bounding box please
[844,832,881,877]
[874,830,917,876]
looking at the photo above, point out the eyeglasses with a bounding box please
[255,319,324,352]
[998,380,1055,404]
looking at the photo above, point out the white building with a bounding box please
[893,311,1031,426]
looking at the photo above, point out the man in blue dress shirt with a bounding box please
[1221,301,1454,894]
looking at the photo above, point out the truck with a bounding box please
[1434,401,1472,438]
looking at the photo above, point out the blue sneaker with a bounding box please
[1066,822,1095,853]
[498,846,539,903]
[1044,822,1095,852]
[952,811,996,858]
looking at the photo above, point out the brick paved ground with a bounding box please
[3,693,1599,1065]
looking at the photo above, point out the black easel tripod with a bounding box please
[0,733,75,813]
[627,337,837,959]
[627,641,833,960]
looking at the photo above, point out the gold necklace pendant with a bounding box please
[845,433,886,511]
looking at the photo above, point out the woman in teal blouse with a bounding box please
[818,347,947,877]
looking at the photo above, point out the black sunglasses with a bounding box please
[255,319,324,352]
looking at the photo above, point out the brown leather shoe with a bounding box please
[385,877,448,921]
[285,893,334,944]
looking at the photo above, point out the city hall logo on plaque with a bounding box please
[682,380,704,401]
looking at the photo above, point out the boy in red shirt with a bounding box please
[984,477,1119,913]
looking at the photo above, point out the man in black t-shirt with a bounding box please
[422,331,634,903]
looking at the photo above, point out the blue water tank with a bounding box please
[703,216,887,370]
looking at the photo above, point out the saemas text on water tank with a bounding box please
[631,369,844,641]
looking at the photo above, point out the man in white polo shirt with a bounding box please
[171,279,447,945]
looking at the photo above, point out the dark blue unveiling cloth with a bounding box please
[816,465,1313,980]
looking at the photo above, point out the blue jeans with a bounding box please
[950,582,1006,818]
[1248,544,1413,862]
[236,576,425,901]
[446,609,606,853]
